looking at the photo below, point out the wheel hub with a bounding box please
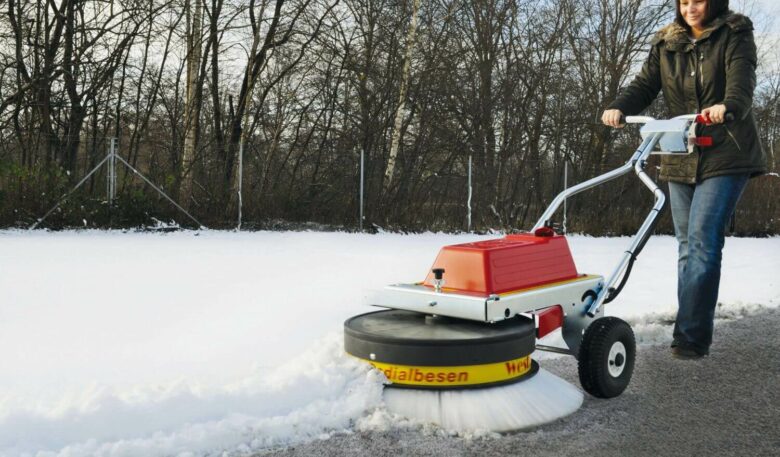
[607,341,627,377]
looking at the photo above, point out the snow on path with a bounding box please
[0,230,777,456]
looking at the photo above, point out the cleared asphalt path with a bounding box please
[262,307,780,457]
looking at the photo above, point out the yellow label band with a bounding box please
[366,355,532,387]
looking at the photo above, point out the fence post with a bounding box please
[106,138,112,205]
[107,137,117,205]
[359,148,365,231]
[237,139,243,231]
[563,160,568,233]
[467,155,472,232]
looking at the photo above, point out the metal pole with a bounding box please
[109,138,113,203]
[359,148,364,231]
[772,103,777,167]
[237,139,243,231]
[467,155,472,232]
[562,160,568,234]
[113,138,118,201]
[31,154,112,230]
[110,138,117,203]
[107,137,116,229]
[106,139,112,203]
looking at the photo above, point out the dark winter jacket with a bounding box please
[608,11,767,183]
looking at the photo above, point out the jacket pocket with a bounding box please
[724,126,742,153]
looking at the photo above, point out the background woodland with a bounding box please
[1,0,778,233]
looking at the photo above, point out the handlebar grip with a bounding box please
[698,111,735,125]
[622,115,656,124]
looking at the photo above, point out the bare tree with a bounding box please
[0,0,776,233]
[180,0,205,205]
[384,0,421,193]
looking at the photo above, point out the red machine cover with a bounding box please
[422,233,579,295]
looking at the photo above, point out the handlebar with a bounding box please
[617,112,734,125]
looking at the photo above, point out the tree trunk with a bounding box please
[180,0,204,207]
[383,0,421,193]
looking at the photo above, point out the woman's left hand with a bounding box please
[701,104,728,124]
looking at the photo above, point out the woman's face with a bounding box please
[680,0,708,30]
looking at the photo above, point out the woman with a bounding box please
[602,0,766,359]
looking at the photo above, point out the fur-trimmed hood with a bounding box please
[653,11,754,44]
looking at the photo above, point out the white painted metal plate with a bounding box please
[487,275,603,322]
[370,275,604,323]
[370,284,488,321]
[639,118,690,154]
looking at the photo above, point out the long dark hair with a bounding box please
[674,0,730,30]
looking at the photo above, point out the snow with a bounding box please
[0,230,778,456]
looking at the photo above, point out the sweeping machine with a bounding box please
[345,114,717,430]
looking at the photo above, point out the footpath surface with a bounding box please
[262,307,780,457]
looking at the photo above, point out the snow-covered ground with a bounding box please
[0,230,778,456]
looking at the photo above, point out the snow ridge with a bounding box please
[0,333,384,457]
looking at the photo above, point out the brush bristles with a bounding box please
[383,368,583,432]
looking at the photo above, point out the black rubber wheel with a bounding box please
[577,316,636,398]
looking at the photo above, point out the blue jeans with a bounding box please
[668,174,749,353]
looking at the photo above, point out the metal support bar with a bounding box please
[114,155,205,229]
[536,344,574,356]
[586,133,664,316]
[30,154,112,230]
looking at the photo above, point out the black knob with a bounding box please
[432,268,445,280]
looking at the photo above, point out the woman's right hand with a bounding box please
[601,109,624,128]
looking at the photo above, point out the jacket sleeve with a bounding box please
[722,28,757,120]
[607,44,662,115]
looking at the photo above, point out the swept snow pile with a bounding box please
[0,333,384,456]
[0,230,777,455]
